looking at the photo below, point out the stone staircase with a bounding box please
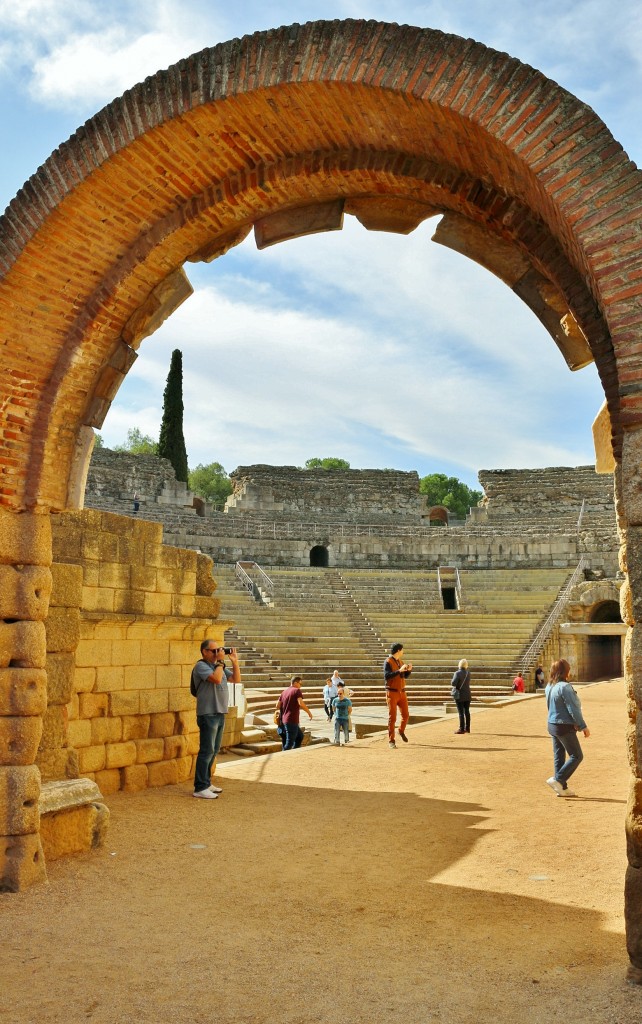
[214,564,572,697]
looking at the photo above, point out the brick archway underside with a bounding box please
[2,20,642,977]
[1,19,642,511]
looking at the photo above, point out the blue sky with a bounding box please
[1,1,640,490]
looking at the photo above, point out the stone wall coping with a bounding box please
[39,778,104,815]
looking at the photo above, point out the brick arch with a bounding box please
[2,19,642,978]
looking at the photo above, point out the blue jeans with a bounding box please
[194,713,226,792]
[548,723,584,787]
[283,722,304,750]
[334,718,349,743]
[456,700,471,731]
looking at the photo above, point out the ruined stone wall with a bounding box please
[86,448,197,515]
[477,466,615,521]
[227,465,427,521]
[48,510,241,796]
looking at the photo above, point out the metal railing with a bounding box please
[576,499,586,533]
[521,556,586,675]
[437,565,462,608]
[236,560,274,603]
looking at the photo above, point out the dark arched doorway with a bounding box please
[310,545,329,567]
[586,600,624,679]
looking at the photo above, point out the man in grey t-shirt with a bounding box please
[191,640,241,799]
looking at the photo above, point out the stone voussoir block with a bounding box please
[0,668,47,717]
[0,716,43,766]
[0,764,41,835]
[0,832,47,892]
[0,564,52,621]
[0,620,46,670]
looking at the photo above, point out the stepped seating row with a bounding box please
[213,566,565,691]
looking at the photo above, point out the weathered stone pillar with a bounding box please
[617,438,642,982]
[0,507,51,891]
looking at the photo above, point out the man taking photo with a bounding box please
[191,641,241,799]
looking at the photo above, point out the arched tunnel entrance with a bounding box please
[1,18,642,977]
[587,600,624,680]
[310,545,329,568]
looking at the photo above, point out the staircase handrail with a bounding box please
[576,498,586,534]
[521,557,586,674]
[235,561,255,598]
[236,560,274,600]
[437,565,462,608]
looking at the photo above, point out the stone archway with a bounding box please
[1,19,642,976]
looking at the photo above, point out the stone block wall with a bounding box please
[48,509,241,795]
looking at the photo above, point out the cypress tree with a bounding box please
[158,349,189,482]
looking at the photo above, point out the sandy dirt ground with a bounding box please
[2,678,641,1024]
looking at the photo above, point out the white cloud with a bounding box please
[0,0,625,482]
[99,218,604,481]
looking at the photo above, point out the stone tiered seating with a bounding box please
[214,565,571,698]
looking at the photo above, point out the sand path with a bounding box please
[2,679,640,1023]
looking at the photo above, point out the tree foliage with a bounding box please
[419,473,482,520]
[114,427,158,455]
[188,462,233,510]
[93,433,104,448]
[158,349,189,483]
[304,457,351,471]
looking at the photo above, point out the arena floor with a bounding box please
[2,678,640,1023]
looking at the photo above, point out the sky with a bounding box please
[1,1,640,490]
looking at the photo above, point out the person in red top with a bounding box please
[278,675,313,750]
[512,672,525,693]
[383,643,412,748]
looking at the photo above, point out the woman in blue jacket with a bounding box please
[545,659,590,797]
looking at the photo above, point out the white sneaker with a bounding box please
[558,788,576,798]
[546,777,564,796]
[209,785,223,794]
[193,789,218,799]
